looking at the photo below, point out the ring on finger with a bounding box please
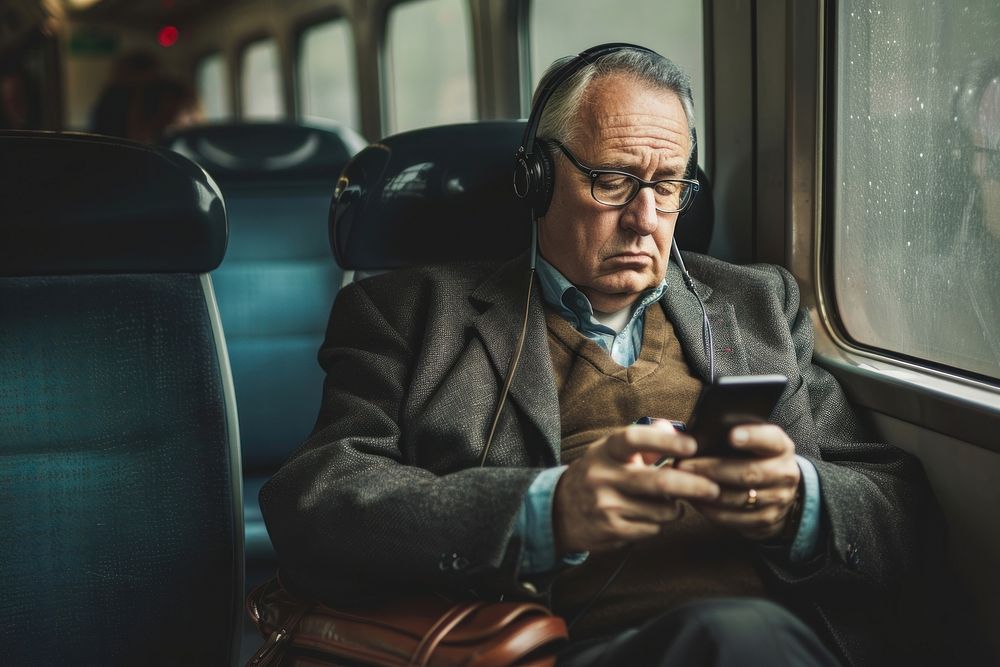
[744,488,758,510]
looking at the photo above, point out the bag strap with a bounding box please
[411,602,483,667]
[247,602,311,667]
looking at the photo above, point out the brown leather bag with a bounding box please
[246,577,568,667]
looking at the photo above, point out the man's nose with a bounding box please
[620,186,659,234]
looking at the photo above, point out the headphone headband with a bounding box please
[513,43,697,217]
[519,42,658,160]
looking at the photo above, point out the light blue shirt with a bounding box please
[533,256,666,366]
[513,258,823,574]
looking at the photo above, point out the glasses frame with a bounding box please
[553,140,700,214]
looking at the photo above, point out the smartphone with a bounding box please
[686,374,788,457]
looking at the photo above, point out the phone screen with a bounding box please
[687,374,788,457]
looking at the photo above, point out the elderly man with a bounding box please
[261,45,927,666]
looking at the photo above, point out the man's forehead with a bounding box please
[592,113,690,150]
[576,114,691,171]
[574,77,691,155]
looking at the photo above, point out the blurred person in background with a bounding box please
[0,59,41,130]
[90,50,203,143]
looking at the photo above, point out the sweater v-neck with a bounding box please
[544,301,668,384]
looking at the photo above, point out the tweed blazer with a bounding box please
[260,251,929,666]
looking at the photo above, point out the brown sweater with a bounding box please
[545,303,765,641]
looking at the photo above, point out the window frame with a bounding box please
[379,0,480,134]
[818,2,1000,389]
[797,0,1000,454]
[192,49,232,122]
[236,33,286,121]
[292,9,361,127]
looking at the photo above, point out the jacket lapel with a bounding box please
[661,259,751,381]
[469,253,561,464]
[467,254,752,465]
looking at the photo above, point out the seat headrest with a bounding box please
[331,121,531,270]
[0,131,227,276]
[331,121,714,271]
[165,122,367,183]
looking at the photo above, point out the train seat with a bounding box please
[0,131,242,666]
[331,120,713,273]
[164,122,366,565]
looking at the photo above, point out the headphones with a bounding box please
[513,42,698,217]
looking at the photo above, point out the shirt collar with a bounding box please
[535,255,667,330]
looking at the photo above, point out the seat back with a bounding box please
[164,122,365,561]
[331,120,713,271]
[0,131,242,666]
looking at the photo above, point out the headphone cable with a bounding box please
[479,219,538,467]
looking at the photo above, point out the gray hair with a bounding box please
[534,48,696,157]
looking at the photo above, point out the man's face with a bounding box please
[537,75,691,313]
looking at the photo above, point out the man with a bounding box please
[261,46,929,666]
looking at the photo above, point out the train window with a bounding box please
[195,53,231,121]
[385,0,474,133]
[240,38,285,120]
[527,0,706,165]
[831,0,1000,380]
[298,18,360,130]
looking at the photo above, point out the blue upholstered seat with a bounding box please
[164,122,366,565]
[0,131,242,666]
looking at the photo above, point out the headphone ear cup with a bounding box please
[533,140,556,217]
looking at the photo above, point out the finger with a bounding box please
[591,511,664,548]
[676,456,800,490]
[613,494,685,525]
[579,489,690,552]
[631,420,680,465]
[603,424,697,463]
[694,503,790,539]
[728,424,794,458]
[626,452,645,466]
[615,466,720,501]
[699,484,797,511]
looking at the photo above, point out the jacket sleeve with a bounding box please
[259,279,542,604]
[758,265,932,599]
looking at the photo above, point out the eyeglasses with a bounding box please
[553,140,700,214]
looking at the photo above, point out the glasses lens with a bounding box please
[592,173,636,205]
[653,181,688,212]
[590,173,695,213]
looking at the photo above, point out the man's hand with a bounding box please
[677,424,801,541]
[553,422,721,555]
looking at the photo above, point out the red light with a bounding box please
[158,25,179,48]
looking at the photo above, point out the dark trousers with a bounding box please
[557,598,841,667]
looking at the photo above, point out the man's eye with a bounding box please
[654,181,682,197]
[594,174,631,193]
